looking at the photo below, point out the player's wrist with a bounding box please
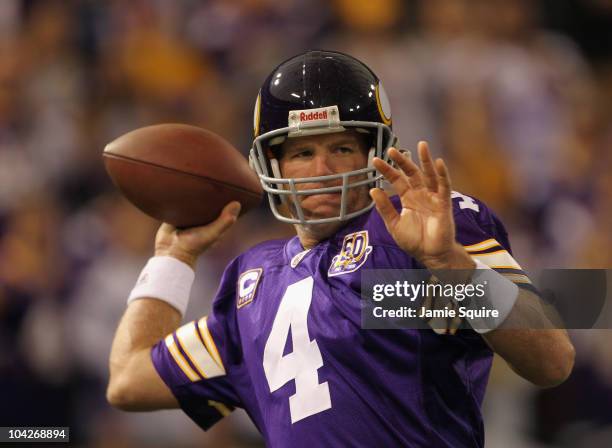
[154,248,198,271]
[422,243,475,273]
[128,256,196,316]
[466,260,519,333]
[424,249,519,333]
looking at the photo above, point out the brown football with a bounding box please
[103,124,263,228]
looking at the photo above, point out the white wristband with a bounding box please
[468,260,519,334]
[128,256,195,316]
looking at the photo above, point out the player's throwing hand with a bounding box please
[154,201,241,269]
[370,142,461,269]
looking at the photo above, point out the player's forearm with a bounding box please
[425,247,575,387]
[110,298,180,359]
[482,289,575,387]
[108,299,181,399]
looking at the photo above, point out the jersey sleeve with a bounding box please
[151,258,244,430]
[451,191,537,295]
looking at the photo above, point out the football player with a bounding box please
[107,51,574,447]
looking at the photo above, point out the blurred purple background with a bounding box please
[0,0,611,446]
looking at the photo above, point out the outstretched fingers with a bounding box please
[369,188,399,229]
[417,141,438,192]
[387,148,425,189]
[372,154,411,196]
[435,158,452,201]
[373,144,452,204]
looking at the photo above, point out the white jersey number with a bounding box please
[451,191,480,212]
[263,276,332,423]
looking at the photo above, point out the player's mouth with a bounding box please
[297,193,343,219]
[300,191,342,205]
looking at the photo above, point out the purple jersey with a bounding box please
[152,193,531,447]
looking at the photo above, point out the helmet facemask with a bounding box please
[249,50,398,225]
[249,111,396,225]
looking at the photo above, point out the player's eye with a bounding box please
[291,149,313,159]
[334,146,355,154]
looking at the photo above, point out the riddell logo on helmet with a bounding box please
[300,110,328,121]
[288,106,340,131]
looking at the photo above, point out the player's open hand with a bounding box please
[370,142,460,269]
[154,201,241,269]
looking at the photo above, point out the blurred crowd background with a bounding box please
[0,0,611,446]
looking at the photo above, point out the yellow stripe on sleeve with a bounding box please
[208,400,232,417]
[175,323,210,379]
[165,334,200,382]
[470,249,522,270]
[198,316,226,373]
[176,321,225,379]
[502,273,532,284]
[464,238,499,252]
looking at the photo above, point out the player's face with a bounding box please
[278,131,370,221]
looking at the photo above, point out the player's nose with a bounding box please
[311,152,335,177]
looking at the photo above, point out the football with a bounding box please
[103,124,263,228]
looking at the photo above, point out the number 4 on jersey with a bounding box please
[263,276,332,423]
[451,191,480,212]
